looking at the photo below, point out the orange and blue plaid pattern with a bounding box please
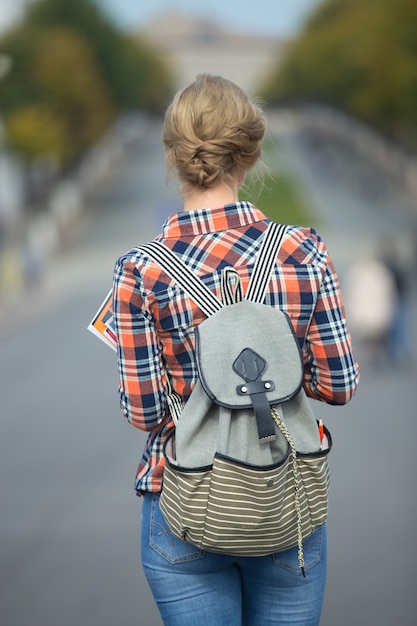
[112,202,359,494]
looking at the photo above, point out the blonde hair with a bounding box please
[163,74,265,190]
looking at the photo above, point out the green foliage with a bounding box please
[0,0,173,166]
[249,173,315,227]
[0,26,44,112]
[241,140,317,227]
[25,0,173,111]
[6,105,68,161]
[261,0,417,148]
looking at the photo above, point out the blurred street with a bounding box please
[1,116,417,626]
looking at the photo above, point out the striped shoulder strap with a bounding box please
[246,222,287,303]
[139,240,223,317]
[139,222,288,316]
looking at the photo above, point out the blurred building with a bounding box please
[138,12,286,95]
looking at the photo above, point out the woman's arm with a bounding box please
[112,256,169,431]
[303,256,360,405]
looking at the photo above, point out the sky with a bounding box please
[95,0,322,37]
[0,0,28,33]
[0,0,322,38]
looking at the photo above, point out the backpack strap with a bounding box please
[140,222,288,428]
[246,222,288,303]
[140,221,288,312]
[140,241,223,317]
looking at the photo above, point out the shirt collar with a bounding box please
[159,201,267,239]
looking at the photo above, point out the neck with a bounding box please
[182,180,239,212]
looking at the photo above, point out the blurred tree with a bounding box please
[31,28,114,153]
[6,105,68,162]
[0,25,43,113]
[125,37,174,111]
[0,0,173,167]
[261,0,417,149]
[25,0,173,111]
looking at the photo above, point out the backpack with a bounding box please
[140,222,331,575]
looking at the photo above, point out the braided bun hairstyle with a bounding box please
[163,74,265,190]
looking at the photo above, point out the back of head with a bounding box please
[163,74,265,191]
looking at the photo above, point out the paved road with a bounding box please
[1,117,416,625]
[278,122,417,626]
[0,119,169,626]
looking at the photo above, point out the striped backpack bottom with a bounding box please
[159,431,331,558]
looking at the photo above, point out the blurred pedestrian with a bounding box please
[112,74,359,625]
[382,239,414,366]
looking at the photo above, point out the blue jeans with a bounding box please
[141,493,327,625]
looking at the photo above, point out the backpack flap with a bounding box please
[195,299,303,442]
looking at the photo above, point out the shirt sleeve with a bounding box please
[302,254,360,405]
[112,255,170,431]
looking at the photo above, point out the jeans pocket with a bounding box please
[148,494,206,564]
[272,525,325,575]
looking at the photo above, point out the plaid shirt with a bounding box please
[112,202,359,494]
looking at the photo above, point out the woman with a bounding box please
[112,74,359,625]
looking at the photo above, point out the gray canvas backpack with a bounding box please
[140,222,331,575]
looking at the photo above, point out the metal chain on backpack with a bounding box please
[271,405,306,577]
